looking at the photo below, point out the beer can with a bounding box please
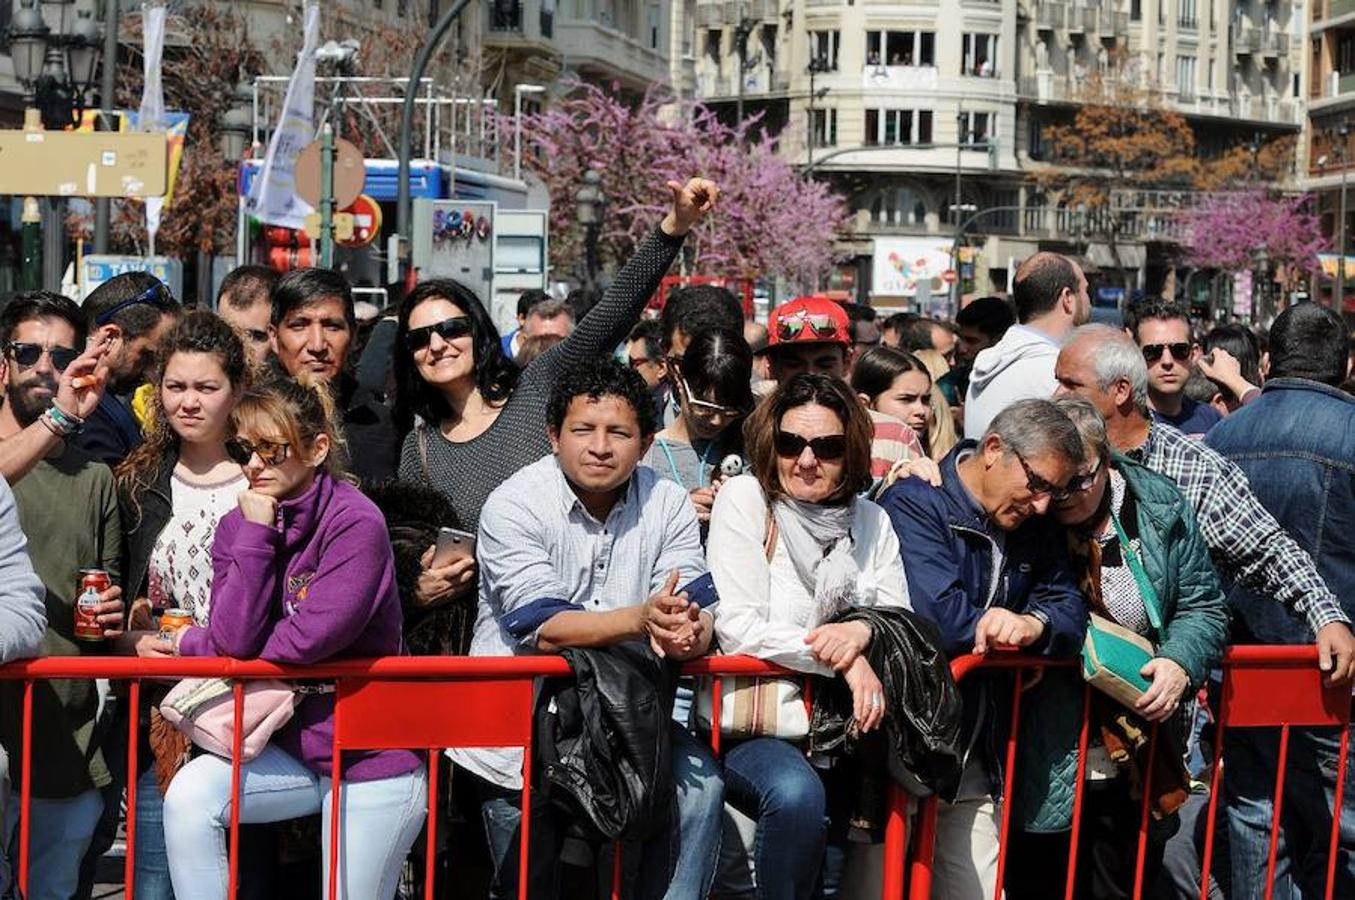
[74,569,110,643]
[159,608,193,639]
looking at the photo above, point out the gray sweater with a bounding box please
[399,227,685,531]
[0,477,49,663]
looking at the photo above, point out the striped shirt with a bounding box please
[1124,421,1348,633]
[456,455,709,789]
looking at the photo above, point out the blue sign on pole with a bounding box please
[81,255,184,303]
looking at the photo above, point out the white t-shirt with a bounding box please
[707,474,911,676]
[146,470,246,625]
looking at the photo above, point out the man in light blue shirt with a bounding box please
[461,359,722,900]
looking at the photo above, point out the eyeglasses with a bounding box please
[774,429,847,461]
[775,313,842,343]
[405,316,472,352]
[1011,448,1074,502]
[93,283,170,327]
[628,355,658,370]
[676,375,744,420]
[1062,455,1105,497]
[4,342,79,372]
[225,437,291,467]
[1141,342,1191,363]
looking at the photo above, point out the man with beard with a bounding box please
[0,292,124,900]
[75,272,181,465]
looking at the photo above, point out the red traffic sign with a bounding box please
[337,193,383,248]
[941,269,958,284]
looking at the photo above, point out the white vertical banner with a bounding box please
[246,1,320,229]
[139,2,167,253]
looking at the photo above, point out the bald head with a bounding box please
[1013,252,1090,331]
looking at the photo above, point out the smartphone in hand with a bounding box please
[430,527,477,568]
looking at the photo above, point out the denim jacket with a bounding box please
[1204,378,1355,644]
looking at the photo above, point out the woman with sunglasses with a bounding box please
[705,373,909,900]
[107,311,248,898]
[159,376,425,900]
[394,178,718,535]
[642,327,753,529]
[1005,396,1228,900]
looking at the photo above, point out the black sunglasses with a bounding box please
[1012,448,1074,502]
[4,342,79,372]
[225,437,291,467]
[93,283,169,327]
[1141,342,1191,363]
[405,316,472,352]
[774,429,847,461]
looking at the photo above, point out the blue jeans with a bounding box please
[3,787,103,900]
[479,723,724,900]
[162,745,426,900]
[132,767,173,900]
[1223,726,1355,900]
[721,737,850,900]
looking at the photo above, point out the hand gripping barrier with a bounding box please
[0,647,1346,899]
[907,645,1353,900]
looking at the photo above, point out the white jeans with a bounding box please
[931,759,1002,900]
[162,745,427,900]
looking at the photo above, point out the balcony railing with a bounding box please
[1329,0,1355,19]
[1260,31,1288,56]
[1081,6,1099,32]
[1035,2,1065,30]
[696,4,720,27]
[1066,4,1087,33]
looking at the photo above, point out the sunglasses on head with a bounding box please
[93,283,169,327]
[404,316,472,352]
[1141,342,1191,363]
[225,437,291,467]
[4,342,79,372]
[774,429,847,461]
[677,375,744,420]
[776,313,841,343]
[1012,448,1074,502]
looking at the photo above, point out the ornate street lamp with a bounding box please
[575,169,606,292]
[8,0,104,130]
[219,80,255,164]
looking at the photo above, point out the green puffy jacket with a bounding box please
[1014,454,1230,833]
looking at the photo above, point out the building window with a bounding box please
[1178,0,1197,29]
[1131,0,1141,21]
[962,33,998,77]
[958,111,990,147]
[864,109,930,145]
[812,108,837,147]
[866,30,935,67]
[1339,34,1355,74]
[870,187,928,227]
[810,30,840,70]
[1177,55,1197,100]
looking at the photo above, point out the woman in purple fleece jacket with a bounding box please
[161,377,426,900]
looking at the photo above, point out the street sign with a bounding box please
[941,269,958,284]
[337,194,382,248]
[294,137,364,210]
[81,255,183,301]
[0,130,167,197]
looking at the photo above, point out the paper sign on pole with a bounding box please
[247,2,320,229]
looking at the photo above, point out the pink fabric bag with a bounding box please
[158,677,299,762]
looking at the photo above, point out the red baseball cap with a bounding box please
[765,295,851,350]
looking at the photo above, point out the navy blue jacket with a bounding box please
[1205,378,1355,645]
[876,442,1088,792]
[71,393,142,467]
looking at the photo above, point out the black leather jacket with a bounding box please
[809,605,964,804]
[533,643,677,841]
[120,449,177,604]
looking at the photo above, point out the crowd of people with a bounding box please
[0,176,1349,900]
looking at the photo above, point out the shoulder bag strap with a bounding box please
[1110,510,1164,633]
[764,502,778,563]
[417,422,431,486]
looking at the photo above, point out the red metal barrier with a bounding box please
[909,646,1354,900]
[4,647,1347,899]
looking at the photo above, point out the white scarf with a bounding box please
[772,496,861,626]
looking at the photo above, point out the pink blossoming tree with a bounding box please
[513,82,850,286]
[1180,190,1328,289]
